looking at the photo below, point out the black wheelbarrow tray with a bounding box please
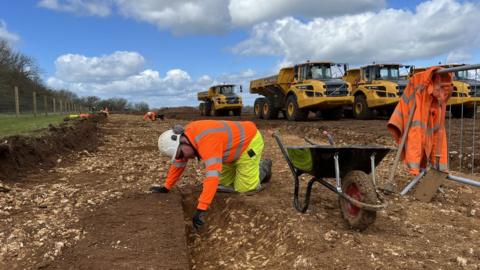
[273,133,393,230]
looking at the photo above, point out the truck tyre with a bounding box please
[286,95,308,121]
[199,103,205,116]
[233,108,242,116]
[254,98,266,119]
[262,97,279,120]
[451,105,476,118]
[353,95,373,120]
[338,170,377,231]
[321,107,343,120]
[205,101,212,116]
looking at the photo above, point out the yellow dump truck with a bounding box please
[249,61,352,121]
[198,84,243,116]
[412,64,480,118]
[343,64,410,119]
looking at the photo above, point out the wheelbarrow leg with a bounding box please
[334,153,341,193]
[273,132,322,213]
[294,176,323,213]
[370,153,376,188]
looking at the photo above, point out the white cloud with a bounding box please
[46,51,212,107]
[37,0,384,35]
[229,0,384,26]
[46,51,262,107]
[54,51,145,83]
[0,20,20,44]
[38,0,112,16]
[446,49,472,64]
[115,0,230,35]
[233,0,480,65]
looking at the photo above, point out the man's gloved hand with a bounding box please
[192,209,206,230]
[150,186,169,193]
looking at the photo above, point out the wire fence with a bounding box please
[0,84,87,117]
[446,67,480,175]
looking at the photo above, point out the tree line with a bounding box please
[0,40,149,113]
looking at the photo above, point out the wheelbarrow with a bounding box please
[273,132,393,230]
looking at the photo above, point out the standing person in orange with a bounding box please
[153,120,272,230]
[143,111,157,121]
[99,106,109,117]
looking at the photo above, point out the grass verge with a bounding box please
[0,114,66,138]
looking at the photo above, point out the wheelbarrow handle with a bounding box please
[272,132,298,176]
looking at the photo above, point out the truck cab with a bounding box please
[284,62,353,121]
[198,84,243,116]
[292,62,351,97]
[345,64,409,119]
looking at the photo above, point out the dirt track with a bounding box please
[1,112,480,269]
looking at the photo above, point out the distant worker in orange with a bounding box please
[99,106,109,117]
[143,111,158,121]
[153,120,272,230]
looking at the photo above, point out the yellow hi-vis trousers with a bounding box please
[219,131,264,192]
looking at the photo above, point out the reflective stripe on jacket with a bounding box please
[388,66,452,175]
[165,120,258,210]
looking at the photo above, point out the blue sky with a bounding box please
[0,0,479,107]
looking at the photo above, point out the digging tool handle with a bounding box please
[384,94,417,193]
[323,130,335,146]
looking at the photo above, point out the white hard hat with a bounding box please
[158,129,181,160]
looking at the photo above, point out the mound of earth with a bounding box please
[0,117,101,181]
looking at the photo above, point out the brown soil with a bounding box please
[0,117,101,181]
[44,193,189,270]
[1,111,479,269]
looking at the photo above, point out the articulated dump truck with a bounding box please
[197,84,243,116]
[249,61,352,121]
[343,64,409,119]
[412,64,480,118]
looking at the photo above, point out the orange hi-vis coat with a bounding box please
[388,67,452,175]
[143,111,157,121]
[164,120,258,210]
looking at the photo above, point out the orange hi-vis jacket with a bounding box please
[164,120,258,210]
[143,111,157,121]
[388,67,452,175]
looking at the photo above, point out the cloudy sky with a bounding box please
[1,0,479,107]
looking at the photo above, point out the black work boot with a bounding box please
[259,159,272,183]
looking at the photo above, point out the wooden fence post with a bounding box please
[14,86,19,118]
[33,91,37,117]
[60,99,63,113]
[44,96,48,116]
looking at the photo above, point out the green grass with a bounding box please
[0,114,66,138]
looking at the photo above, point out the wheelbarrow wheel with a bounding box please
[339,170,377,231]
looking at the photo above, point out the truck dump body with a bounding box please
[197,91,210,101]
[250,67,294,96]
[249,62,352,121]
